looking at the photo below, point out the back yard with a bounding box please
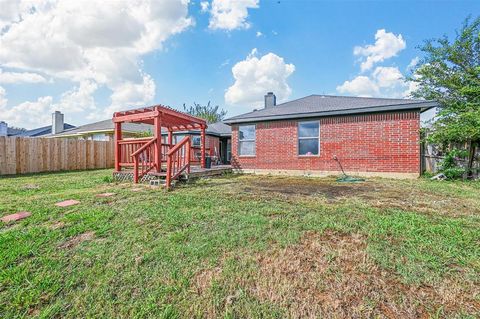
[0,170,479,318]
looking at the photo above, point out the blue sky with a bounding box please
[0,0,478,128]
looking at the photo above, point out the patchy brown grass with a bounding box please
[59,231,95,249]
[251,231,479,318]
[192,266,223,295]
[191,231,479,318]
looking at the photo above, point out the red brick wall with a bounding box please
[231,111,420,174]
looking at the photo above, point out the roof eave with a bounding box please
[224,102,439,124]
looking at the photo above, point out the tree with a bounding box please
[410,16,480,178]
[183,101,227,124]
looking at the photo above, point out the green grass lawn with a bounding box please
[0,170,479,318]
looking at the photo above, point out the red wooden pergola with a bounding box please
[113,105,207,186]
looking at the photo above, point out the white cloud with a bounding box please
[0,0,193,126]
[407,56,420,70]
[225,48,295,107]
[0,69,47,84]
[337,29,416,98]
[372,66,404,88]
[200,1,209,12]
[354,29,406,71]
[0,86,54,128]
[337,76,379,97]
[100,75,156,119]
[207,0,259,30]
[0,86,7,109]
[256,31,263,37]
[56,81,98,113]
[337,66,409,98]
[219,59,230,68]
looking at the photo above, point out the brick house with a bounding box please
[224,93,438,178]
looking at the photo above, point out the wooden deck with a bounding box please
[112,165,232,184]
[187,165,233,178]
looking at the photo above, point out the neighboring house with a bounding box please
[3,111,75,137]
[50,119,154,141]
[161,121,231,164]
[7,127,26,136]
[0,121,25,136]
[224,92,438,178]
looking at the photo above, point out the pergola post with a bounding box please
[154,113,162,172]
[201,125,206,168]
[167,128,173,147]
[114,122,122,171]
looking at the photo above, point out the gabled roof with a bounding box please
[16,123,76,137]
[224,95,438,124]
[205,122,231,136]
[50,119,153,137]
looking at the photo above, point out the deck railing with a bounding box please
[131,138,157,183]
[118,138,153,167]
[166,136,191,190]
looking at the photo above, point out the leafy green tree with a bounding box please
[410,16,480,177]
[183,101,227,124]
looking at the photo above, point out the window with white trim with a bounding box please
[238,124,255,156]
[298,121,320,156]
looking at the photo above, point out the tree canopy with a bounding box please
[410,16,480,176]
[183,101,227,124]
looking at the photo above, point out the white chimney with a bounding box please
[264,92,276,108]
[52,111,64,134]
[0,121,7,136]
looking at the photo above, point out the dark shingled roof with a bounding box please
[205,122,231,136]
[224,95,438,124]
[7,127,26,136]
[17,123,76,137]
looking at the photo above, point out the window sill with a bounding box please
[238,155,256,158]
[298,154,320,158]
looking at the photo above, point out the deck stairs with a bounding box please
[112,165,232,189]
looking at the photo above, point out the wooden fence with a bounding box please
[0,137,115,175]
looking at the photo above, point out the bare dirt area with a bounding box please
[235,176,480,217]
[243,178,370,198]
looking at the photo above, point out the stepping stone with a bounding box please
[1,211,31,223]
[55,200,80,207]
[96,193,115,198]
[131,188,143,192]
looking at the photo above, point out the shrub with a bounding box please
[102,175,114,183]
[440,148,468,179]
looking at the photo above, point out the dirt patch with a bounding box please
[192,266,222,294]
[49,221,65,230]
[59,231,95,249]
[251,231,479,318]
[235,176,480,217]
[245,178,371,198]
